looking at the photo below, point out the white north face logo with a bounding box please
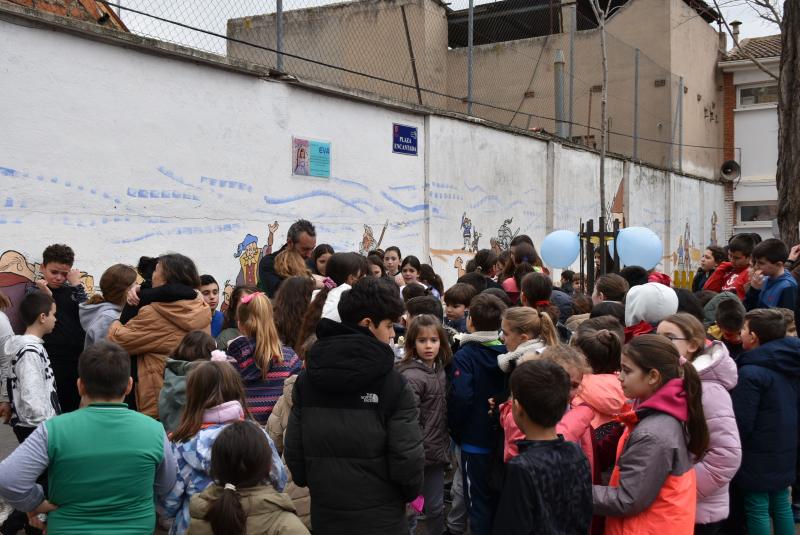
[360,393,379,404]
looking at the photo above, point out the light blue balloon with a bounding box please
[540,230,580,268]
[616,227,663,270]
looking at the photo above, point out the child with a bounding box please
[777,307,797,336]
[309,244,334,277]
[519,272,571,342]
[79,263,137,348]
[160,361,286,535]
[158,330,217,434]
[493,359,592,535]
[284,276,424,534]
[704,234,757,299]
[383,246,402,279]
[273,277,315,352]
[498,346,594,465]
[560,269,576,295]
[200,275,225,338]
[744,239,798,312]
[500,243,543,304]
[215,285,258,350]
[309,252,366,324]
[420,264,444,299]
[0,342,177,534]
[497,306,558,372]
[592,274,629,305]
[657,313,742,533]
[731,309,800,535]
[693,245,726,292]
[448,293,508,535]
[444,283,477,333]
[32,243,87,413]
[401,255,423,287]
[473,250,503,290]
[188,421,309,535]
[623,282,679,342]
[398,314,453,535]
[593,335,709,534]
[572,317,629,473]
[226,292,302,424]
[4,292,60,443]
[707,296,746,360]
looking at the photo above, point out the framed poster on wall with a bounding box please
[292,136,331,178]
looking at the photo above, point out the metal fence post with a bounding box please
[554,49,566,137]
[276,0,284,71]
[467,0,474,115]
[568,2,575,139]
[633,48,639,160]
[678,76,684,173]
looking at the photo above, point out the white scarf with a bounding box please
[454,330,501,345]
[497,338,547,372]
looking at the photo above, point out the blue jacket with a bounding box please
[447,339,507,452]
[731,337,800,492]
[744,270,798,312]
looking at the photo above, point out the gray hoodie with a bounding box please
[79,301,122,349]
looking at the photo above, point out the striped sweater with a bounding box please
[226,336,302,424]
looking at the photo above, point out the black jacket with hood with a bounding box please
[284,319,424,535]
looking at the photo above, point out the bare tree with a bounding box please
[714,0,797,244]
[588,0,611,224]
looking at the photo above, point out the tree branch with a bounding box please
[748,0,783,27]
[713,0,780,81]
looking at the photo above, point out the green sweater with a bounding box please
[44,403,171,534]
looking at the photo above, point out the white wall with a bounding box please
[0,13,728,324]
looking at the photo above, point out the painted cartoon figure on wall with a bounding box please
[454,256,465,279]
[471,230,481,253]
[359,221,388,256]
[710,211,718,246]
[220,280,234,314]
[233,221,279,286]
[461,212,473,251]
[496,218,519,250]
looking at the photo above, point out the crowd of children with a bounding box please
[0,222,798,535]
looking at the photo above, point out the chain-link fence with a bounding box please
[98,0,725,175]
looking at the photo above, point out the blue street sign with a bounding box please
[393,123,418,156]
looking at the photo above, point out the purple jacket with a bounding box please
[692,341,741,524]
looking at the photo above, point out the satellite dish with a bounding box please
[720,160,741,182]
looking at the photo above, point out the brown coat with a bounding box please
[267,374,311,529]
[107,295,210,418]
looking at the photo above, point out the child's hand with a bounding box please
[126,284,141,306]
[67,268,81,286]
[790,244,800,263]
[487,397,496,416]
[35,279,52,297]
[750,269,765,290]
[0,402,11,424]
[311,274,325,289]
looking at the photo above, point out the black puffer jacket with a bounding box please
[284,319,424,535]
[397,359,449,467]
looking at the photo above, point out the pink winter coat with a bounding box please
[692,341,741,525]
[574,373,629,429]
[499,400,595,471]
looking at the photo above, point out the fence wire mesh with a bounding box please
[99,0,725,173]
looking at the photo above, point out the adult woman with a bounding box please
[108,253,211,418]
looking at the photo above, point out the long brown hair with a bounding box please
[171,361,250,443]
[274,248,311,279]
[660,313,707,360]
[204,421,274,535]
[273,276,314,350]
[237,293,284,375]
[401,314,452,368]
[503,307,558,347]
[86,264,137,306]
[623,334,709,457]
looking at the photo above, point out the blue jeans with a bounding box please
[461,450,496,535]
[743,488,795,535]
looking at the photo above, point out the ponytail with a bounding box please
[205,484,246,535]
[574,316,624,373]
[296,287,330,352]
[681,359,709,458]
[624,335,709,458]
[537,310,559,347]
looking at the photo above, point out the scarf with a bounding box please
[454,330,501,345]
[497,338,547,372]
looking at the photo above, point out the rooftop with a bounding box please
[722,34,782,61]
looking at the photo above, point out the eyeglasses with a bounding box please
[661,333,689,342]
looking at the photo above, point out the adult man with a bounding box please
[0,342,176,533]
[258,219,317,297]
